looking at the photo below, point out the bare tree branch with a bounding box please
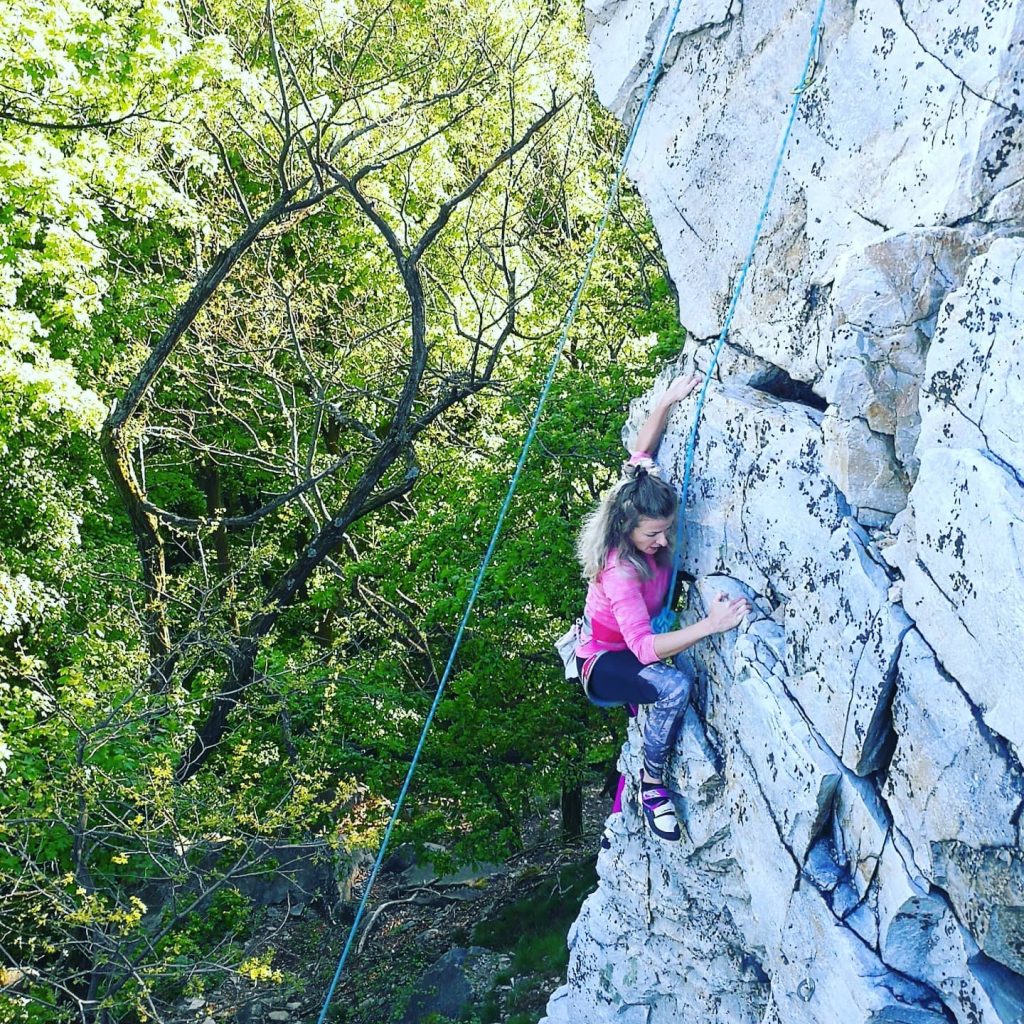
[409,91,569,264]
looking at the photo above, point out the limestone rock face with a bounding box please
[543,2,1024,1022]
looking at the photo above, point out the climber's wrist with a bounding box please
[695,615,718,638]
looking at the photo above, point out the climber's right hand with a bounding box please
[705,592,751,634]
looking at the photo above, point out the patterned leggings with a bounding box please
[578,649,694,781]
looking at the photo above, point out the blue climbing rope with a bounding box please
[315,4,687,1020]
[652,0,829,634]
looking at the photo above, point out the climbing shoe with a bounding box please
[641,781,681,842]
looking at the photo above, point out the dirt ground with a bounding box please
[181,779,614,1024]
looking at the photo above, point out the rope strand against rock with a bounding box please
[653,0,830,633]
[315,2,688,1020]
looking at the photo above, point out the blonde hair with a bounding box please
[576,460,678,581]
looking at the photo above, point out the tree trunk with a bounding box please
[560,782,583,841]
[201,460,238,632]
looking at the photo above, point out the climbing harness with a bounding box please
[652,0,829,634]
[315,3,689,1020]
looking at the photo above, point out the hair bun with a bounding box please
[622,456,661,480]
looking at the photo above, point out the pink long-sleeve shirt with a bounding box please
[575,449,670,665]
[576,551,670,666]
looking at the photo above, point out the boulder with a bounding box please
[398,947,510,1024]
[894,449,1024,759]
[917,238,1024,476]
[769,882,942,1024]
[930,844,1024,978]
[881,887,1014,1024]
[882,630,1021,881]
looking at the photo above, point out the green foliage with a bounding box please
[635,276,687,361]
[0,0,683,1018]
[471,860,596,975]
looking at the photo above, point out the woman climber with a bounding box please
[572,374,750,842]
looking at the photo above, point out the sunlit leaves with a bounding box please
[0,0,686,1018]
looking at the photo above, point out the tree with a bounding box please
[0,2,693,1021]
[101,27,567,781]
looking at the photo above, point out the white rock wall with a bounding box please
[544,1,1024,1021]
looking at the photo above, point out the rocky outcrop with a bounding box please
[399,948,512,1024]
[543,1,1024,1021]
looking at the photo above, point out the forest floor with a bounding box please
[179,780,612,1024]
